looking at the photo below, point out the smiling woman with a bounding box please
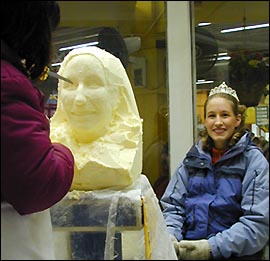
[160,81,269,260]
[50,46,143,191]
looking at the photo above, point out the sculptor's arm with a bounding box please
[1,70,74,215]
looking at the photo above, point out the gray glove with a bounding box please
[177,239,211,260]
[169,234,179,256]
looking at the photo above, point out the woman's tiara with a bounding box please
[209,81,239,101]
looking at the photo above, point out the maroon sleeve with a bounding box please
[1,63,74,215]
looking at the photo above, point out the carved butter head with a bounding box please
[57,51,118,139]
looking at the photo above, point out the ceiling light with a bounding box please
[221,23,269,33]
[59,41,99,52]
[217,53,231,61]
[196,80,214,85]
[51,62,61,67]
[217,56,231,61]
[198,22,211,27]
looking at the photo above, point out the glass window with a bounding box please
[193,1,269,139]
[40,1,268,195]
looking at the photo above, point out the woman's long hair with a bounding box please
[1,1,60,80]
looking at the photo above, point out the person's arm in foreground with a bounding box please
[1,65,74,215]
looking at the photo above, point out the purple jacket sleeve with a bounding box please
[1,60,74,215]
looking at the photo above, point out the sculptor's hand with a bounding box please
[177,239,211,260]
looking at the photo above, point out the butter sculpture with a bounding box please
[50,47,143,190]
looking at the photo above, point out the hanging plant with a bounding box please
[229,51,269,85]
[228,51,269,107]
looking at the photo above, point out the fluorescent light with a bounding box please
[59,41,99,52]
[198,22,211,26]
[217,56,231,61]
[216,52,231,61]
[221,23,269,33]
[218,52,228,56]
[196,80,214,85]
[245,23,269,30]
[51,62,61,67]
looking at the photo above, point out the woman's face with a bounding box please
[204,97,241,150]
[59,54,118,132]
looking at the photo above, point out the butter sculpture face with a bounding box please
[50,47,143,190]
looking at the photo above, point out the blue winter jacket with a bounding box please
[160,132,269,259]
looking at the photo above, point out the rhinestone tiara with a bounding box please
[209,81,239,101]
